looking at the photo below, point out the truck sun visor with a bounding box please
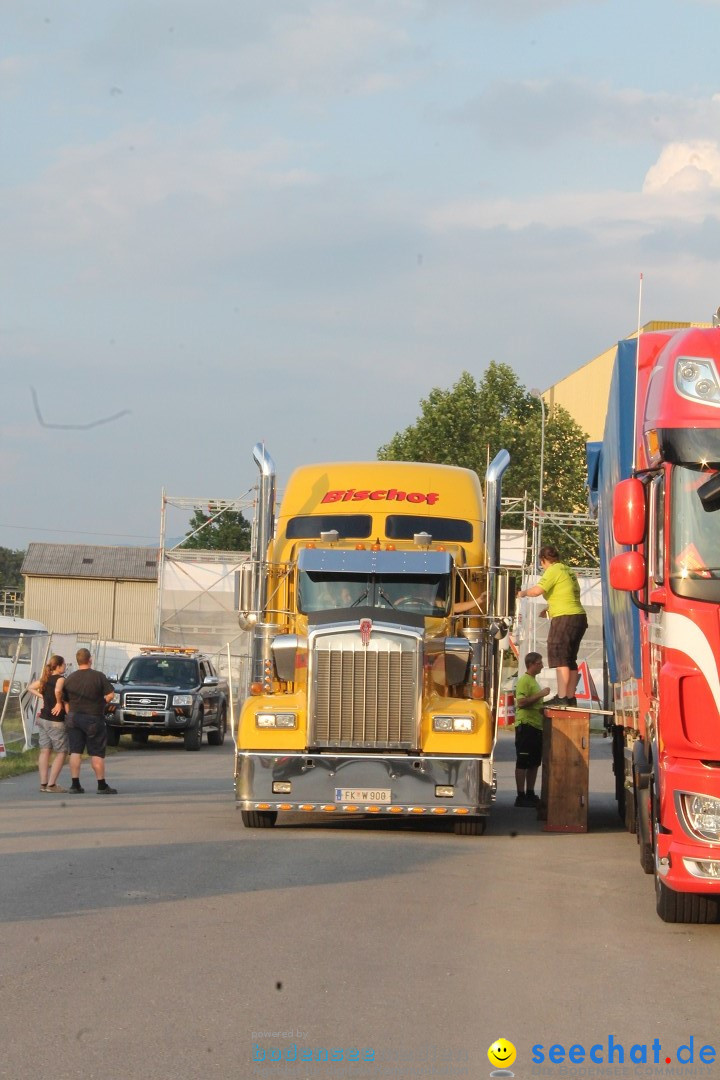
[297,548,453,576]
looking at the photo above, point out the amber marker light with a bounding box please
[453,808,470,815]
[256,803,271,810]
[365,806,381,813]
[431,807,448,815]
[278,804,293,811]
[322,804,337,812]
[389,806,404,814]
[250,682,263,695]
[355,544,366,550]
[385,544,396,551]
[472,686,484,699]
[343,806,359,813]
[410,807,425,814]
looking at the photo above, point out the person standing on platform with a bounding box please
[63,648,118,794]
[517,544,588,706]
[513,652,551,807]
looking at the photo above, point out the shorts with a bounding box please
[36,717,69,753]
[547,614,588,669]
[66,713,108,758]
[515,722,543,770]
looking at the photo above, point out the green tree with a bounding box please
[378,364,595,566]
[180,505,251,551]
[0,547,25,589]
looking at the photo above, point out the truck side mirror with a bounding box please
[613,478,646,545]
[610,550,646,592]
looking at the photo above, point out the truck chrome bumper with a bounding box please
[235,752,495,816]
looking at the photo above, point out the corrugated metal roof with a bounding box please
[21,543,159,582]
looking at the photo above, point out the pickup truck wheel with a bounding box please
[184,717,203,751]
[207,707,227,746]
[454,816,486,836]
[106,727,121,747]
[131,731,149,745]
[241,809,277,828]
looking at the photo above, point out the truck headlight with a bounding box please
[432,715,473,733]
[675,357,720,405]
[680,793,720,841]
[112,693,120,704]
[256,712,297,729]
[172,694,194,706]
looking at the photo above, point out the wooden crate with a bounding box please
[539,708,590,832]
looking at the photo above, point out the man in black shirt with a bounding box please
[63,648,118,794]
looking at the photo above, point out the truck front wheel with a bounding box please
[241,809,278,828]
[656,877,720,924]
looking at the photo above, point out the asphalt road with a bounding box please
[1,731,719,1080]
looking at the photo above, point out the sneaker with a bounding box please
[524,792,541,805]
[46,784,68,793]
[69,784,85,794]
[39,784,48,792]
[544,695,564,707]
[566,696,578,707]
[97,785,118,794]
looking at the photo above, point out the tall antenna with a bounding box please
[632,272,643,472]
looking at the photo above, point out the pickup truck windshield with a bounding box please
[670,465,720,602]
[298,571,451,617]
[120,658,198,689]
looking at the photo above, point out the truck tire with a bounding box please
[612,726,626,823]
[241,809,277,828]
[106,727,121,747]
[131,731,149,745]
[454,816,487,836]
[656,877,720,924]
[634,765,654,874]
[184,717,203,751]
[207,707,227,746]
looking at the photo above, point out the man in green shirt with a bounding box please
[514,651,551,807]
[517,544,588,706]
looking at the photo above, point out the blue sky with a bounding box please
[3,0,720,550]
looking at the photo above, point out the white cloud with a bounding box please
[453,80,720,147]
[428,141,720,235]
[86,1,415,102]
[643,140,720,194]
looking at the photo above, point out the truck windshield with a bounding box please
[120,658,198,689]
[298,571,451,617]
[670,465,720,602]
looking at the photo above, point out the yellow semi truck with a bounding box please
[235,445,511,834]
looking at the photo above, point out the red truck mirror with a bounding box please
[610,550,646,592]
[613,477,646,545]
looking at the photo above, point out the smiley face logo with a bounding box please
[488,1038,516,1069]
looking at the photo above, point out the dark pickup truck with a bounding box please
[106,649,229,751]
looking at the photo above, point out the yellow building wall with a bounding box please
[24,577,155,642]
[545,321,711,440]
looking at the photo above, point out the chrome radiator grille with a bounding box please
[124,692,168,709]
[311,632,419,749]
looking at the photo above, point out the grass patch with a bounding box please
[0,741,124,781]
[0,747,41,780]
